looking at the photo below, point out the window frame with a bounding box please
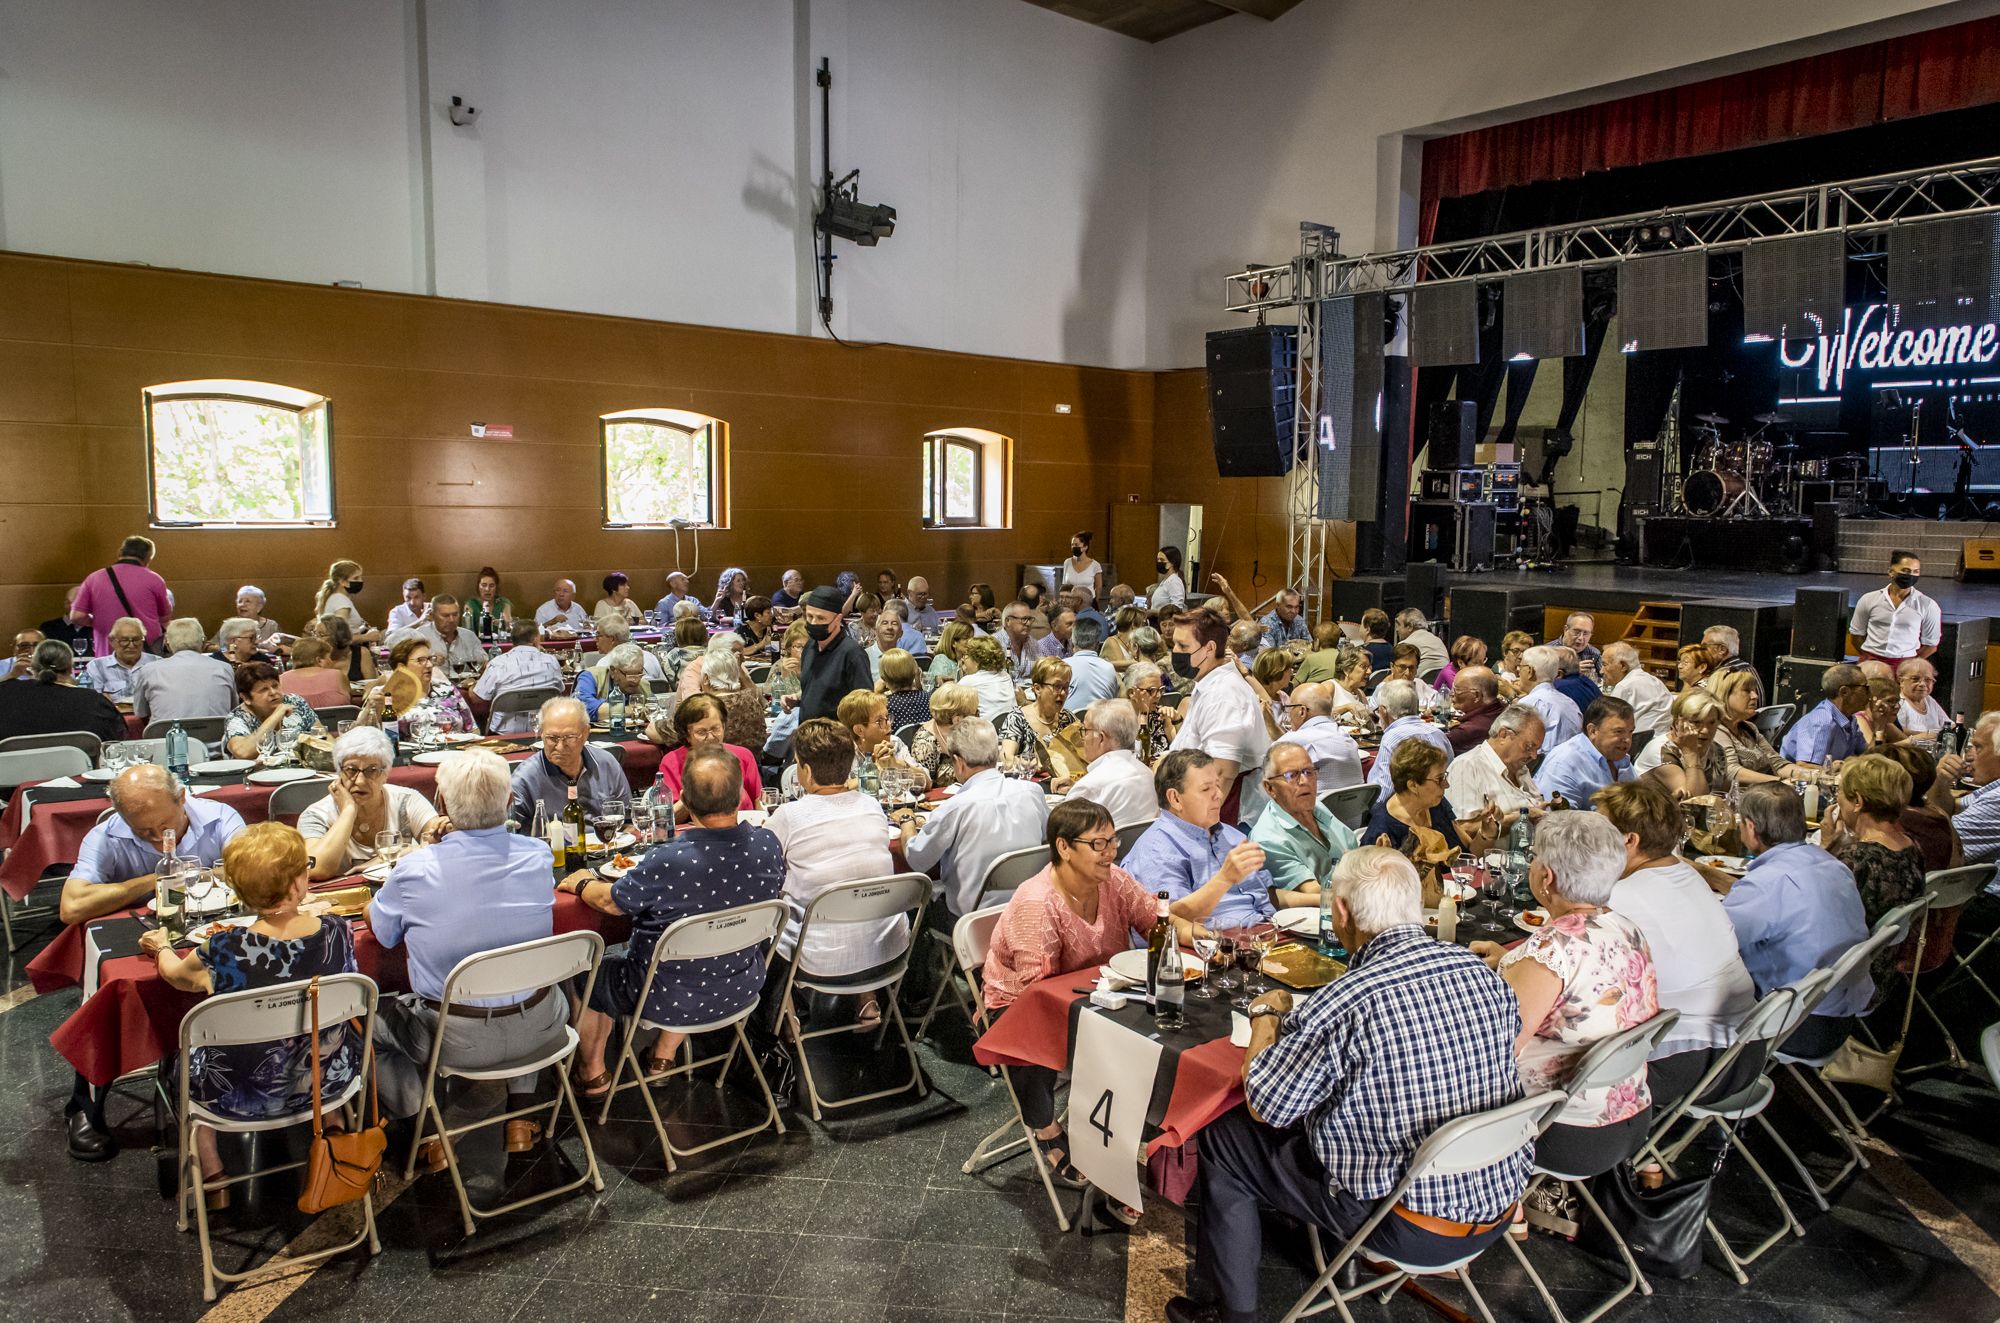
[141,379,336,529]
[598,408,730,531]
[920,428,1012,531]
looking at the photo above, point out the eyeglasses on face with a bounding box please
[542,732,587,747]
[1038,683,1071,694]
[1129,685,1162,697]
[1068,834,1119,854]
[339,764,388,780]
[1268,767,1316,785]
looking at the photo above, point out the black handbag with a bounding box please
[1576,1156,1719,1279]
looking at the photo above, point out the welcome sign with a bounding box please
[1775,303,2000,392]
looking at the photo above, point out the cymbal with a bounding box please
[1774,444,1801,454]
[1753,411,1791,425]
[1694,413,1729,425]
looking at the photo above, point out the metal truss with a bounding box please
[1224,152,2000,311]
[1286,224,1338,618]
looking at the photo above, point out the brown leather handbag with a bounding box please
[297,977,387,1214]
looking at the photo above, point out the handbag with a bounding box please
[296,977,387,1214]
[1821,905,1929,1093]
[1576,1157,1719,1279]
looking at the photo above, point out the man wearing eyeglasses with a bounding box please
[1779,663,1872,770]
[506,697,630,829]
[1249,742,1356,908]
[1272,682,1363,797]
[1059,699,1157,828]
[1850,550,1939,673]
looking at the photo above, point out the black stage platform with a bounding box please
[1438,561,2000,616]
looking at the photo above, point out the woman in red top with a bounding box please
[657,693,763,819]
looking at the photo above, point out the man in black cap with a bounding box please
[798,585,872,722]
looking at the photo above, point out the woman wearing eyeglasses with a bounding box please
[1363,738,1497,871]
[298,726,444,879]
[1121,661,1177,763]
[1022,657,1087,781]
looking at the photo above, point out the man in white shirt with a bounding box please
[1169,606,1272,824]
[1850,550,1941,669]
[999,602,1038,683]
[130,618,235,724]
[766,719,905,980]
[1275,682,1364,796]
[894,717,1049,916]
[1393,608,1450,676]
[903,577,943,633]
[385,577,430,633]
[1446,704,1545,819]
[589,615,665,681]
[1602,641,1670,735]
[386,594,486,672]
[1515,645,1581,753]
[474,620,566,733]
[81,617,154,699]
[1896,657,1949,734]
[534,579,589,633]
[1063,617,1120,712]
[1060,699,1158,829]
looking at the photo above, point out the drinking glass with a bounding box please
[594,799,628,851]
[1190,933,1221,999]
[1245,927,1275,996]
[1213,934,1241,995]
[1478,863,1509,932]
[374,829,405,863]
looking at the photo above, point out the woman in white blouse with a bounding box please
[1059,531,1102,606]
[1150,546,1187,612]
[312,559,379,644]
[298,727,442,879]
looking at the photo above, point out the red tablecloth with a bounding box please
[38,887,627,1087]
[0,739,666,902]
[971,967,1244,1157]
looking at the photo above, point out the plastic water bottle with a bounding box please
[165,723,189,780]
[858,755,881,801]
[1319,881,1338,956]
[608,686,627,738]
[1507,809,1533,899]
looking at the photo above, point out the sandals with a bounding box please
[853,997,884,1034]
[1031,1127,1088,1189]
[574,1068,613,1100]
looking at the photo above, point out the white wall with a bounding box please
[1144,0,1996,367]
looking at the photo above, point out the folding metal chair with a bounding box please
[267,775,335,821]
[951,904,1074,1232]
[0,729,104,766]
[1321,783,1381,832]
[402,931,606,1235]
[143,715,228,752]
[1504,1012,1681,1323]
[0,746,95,952]
[893,722,923,750]
[1115,820,1150,861]
[1630,728,1657,759]
[595,898,789,1170]
[1751,704,1793,744]
[1281,1090,1569,1323]
[913,845,1047,1042]
[1899,865,1997,1076]
[1642,975,1829,1285]
[774,873,931,1119]
[487,686,563,736]
[175,973,381,1301]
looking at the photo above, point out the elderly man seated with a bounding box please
[1780,662,1871,769]
[369,749,568,1185]
[1249,742,1356,906]
[1536,695,1637,807]
[1394,607,1450,675]
[1364,679,1452,795]
[1700,625,1755,688]
[575,643,652,722]
[903,576,942,632]
[131,617,235,725]
[592,614,665,677]
[299,726,445,879]
[386,593,486,673]
[1550,646,1602,712]
[1602,641,1670,736]
[1954,713,2000,864]
[1125,750,1278,928]
[1444,703,1549,822]
[893,716,1050,917]
[474,620,565,734]
[1064,616,1120,712]
[1445,666,1506,754]
[60,764,248,1160]
[534,579,589,634]
[1166,846,1531,1323]
[1515,645,1582,753]
[81,616,154,699]
[1275,681,1364,796]
[508,697,630,829]
[1057,698,1157,828]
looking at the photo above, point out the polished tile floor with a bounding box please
[2,919,1997,1323]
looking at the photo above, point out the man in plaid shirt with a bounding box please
[1168,847,1530,1323]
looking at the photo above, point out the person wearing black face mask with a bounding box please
[1151,545,1187,611]
[795,586,872,722]
[313,558,381,644]
[1167,606,1273,827]
[1849,550,1940,674]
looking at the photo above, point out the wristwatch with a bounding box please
[1249,1004,1284,1022]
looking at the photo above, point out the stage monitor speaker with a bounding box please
[1502,266,1584,360]
[1329,575,1403,623]
[1772,655,1836,717]
[1406,561,1449,622]
[1812,502,1845,572]
[1743,233,1845,340]
[1617,251,1709,351]
[1791,587,1850,661]
[1206,326,1297,477]
[1625,447,1663,513]
[1934,616,1989,716]
[1427,400,1477,469]
[1317,293,1384,521]
[1411,281,1480,368]
[1447,585,1539,654]
[1888,214,2000,329]
[1682,600,1789,690]
[1962,538,2000,583]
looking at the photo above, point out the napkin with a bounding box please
[39,776,82,790]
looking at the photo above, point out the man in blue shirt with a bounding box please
[1550,647,1602,711]
[1063,616,1120,712]
[1779,663,1870,768]
[1123,749,1276,928]
[507,697,632,829]
[1535,695,1635,806]
[1954,713,2000,864]
[1365,680,1452,794]
[1259,588,1311,650]
[371,748,566,1194]
[653,570,698,627]
[1722,783,1873,1058]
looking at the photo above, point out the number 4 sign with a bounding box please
[1065,1009,1166,1209]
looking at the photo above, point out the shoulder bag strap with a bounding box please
[102,565,141,622]
[306,976,326,1139]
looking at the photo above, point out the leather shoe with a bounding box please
[66,1111,115,1163]
[505,1119,543,1153]
[1163,1296,1225,1323]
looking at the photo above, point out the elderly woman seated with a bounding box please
[1471,810,1660,1178]
[137,822,362,1209]
[1363,737,1498,863]
[1022,657,1086,780]
[910,682,978,788]
[837,688,931,791]
[371,637,476,734]
[659,614,711,690]
[223,661,325,760]
[213,616,269,666]
[0,640,125,743]
[232,586,283,643]
[983,798,1198,1183]
[278,637,351,709]
[957,636,1021,719]
[1712,669,1799,785]
[1634,688,1737,797]
[298,726,444,879]
[1122,662,1177,763]
[657,693,764,817]
[685,641,765,751]
[575,642,650,722]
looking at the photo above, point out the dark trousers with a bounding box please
[1192,1105,1508,1322]
[67,1073,105,1126]
[985,1003,1057,1129]
[1779,1012,1856,1061]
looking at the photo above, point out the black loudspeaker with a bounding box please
[1319,294,1385,521]
[1329,575,1403,624]
[1773,655,1838,714]
[1744,233,1845,340]
[1207,326,1297,477]
[1934,616,1990,716]
[1428,400,1478,469]
[1682,600,1790,688]
[1811,502,1844,572]
[1448,585,1539,654]
[1791,587,1850,661]
[1625,448,1663,513]
[1406,562,1449,621]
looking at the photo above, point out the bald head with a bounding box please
[1293,682,1334,717]
[108,764,189,851]
[682,745,743,819]
[1450,665,1499,709]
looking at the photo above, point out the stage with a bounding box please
[1436,559,2000,617]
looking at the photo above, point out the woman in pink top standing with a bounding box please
[71,536,173,654]
[983,798,1196,1184]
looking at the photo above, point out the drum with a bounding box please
[1683,468,1746,516]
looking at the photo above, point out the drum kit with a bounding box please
[1673,411,1865,518]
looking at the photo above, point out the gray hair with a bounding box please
[1394,607,1428,635]
[1552,645,1581,677]
[1740,781,1807,847]
[1071,615,1105,652]
[596,614,633,643]
[1128,627,1162,657]
[943,715,1000,769]
[1532,810,1627,907]
[1329,845,1423,935]
[108,762,182,812]
[536,696,589,731]
[1703,625,1740,657]
[880,598,909,622]
[1085,698,1138,750]
[163,617,206,654]
[1520,645,1561,684]
[671,599,703,621]
[235,586,267,606]
[1488,702,1543,738]
[1263,738,1314,778]
[605,643,646,674]
[1979,711,2000,756]
[1123,661,1163,693]
[435,748,512,830]
[1374,678,1420,719]
[1822,662,1862,698]
[701,642,745,692]
[1602,640,1639,669]
[217,617,258,643]
[331,725,394,770]
[29,640,74,683]
[108,615,146,640]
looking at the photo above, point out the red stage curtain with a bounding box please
[1420,15,2000,212]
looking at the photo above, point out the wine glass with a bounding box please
[1245,926,1275,996]
[1213,933,1240,995]
[1190,932,1221,999]
[374,829,405,864]
[593,799,628,853]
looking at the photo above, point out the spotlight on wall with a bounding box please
[447,95,478,127]
[818,170,896,246]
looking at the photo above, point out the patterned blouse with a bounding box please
[885,688,933,734]
[1829,837,1928,986]
[188,919,362,1121]
[983,864,1157,1009]
[411,676,477,734]
[1022,707,1087,780]
[1501,909,1659,1127]
[909,722,954,788]
[1721,720,1785,777]
[1137,709,1175,764]
[223,693,324,755]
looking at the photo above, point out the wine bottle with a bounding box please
[1144,891,1172,988]
[1153,926,1186,1030]
[561,786,588,870]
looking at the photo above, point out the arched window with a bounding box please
[921,428,1011,529]
[143,380,333,527]
[600,409,729,528]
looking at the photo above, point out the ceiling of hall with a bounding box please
[1020,0,1305,43]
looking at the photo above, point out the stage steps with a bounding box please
[1619,600,1683,680]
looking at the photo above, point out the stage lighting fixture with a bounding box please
[818,169,896,246]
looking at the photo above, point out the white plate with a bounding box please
[246,767,323,785]
[186,915,257,943]
[1274,906,1321,936]
[1695,854,1750,877]
[361,860,393,883]
[80,767,119,783]
[737,810,768,829]
[596,858,636,880]
[411,750,463,767]
[439,731,480,744]
[189,759,255,776]
[1105,948,1151,985]
[584,830,638,851]
[1513,908,1552,935]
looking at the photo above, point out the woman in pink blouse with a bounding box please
[984,798,1194,1184]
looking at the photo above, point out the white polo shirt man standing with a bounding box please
[1849,551,1940,670]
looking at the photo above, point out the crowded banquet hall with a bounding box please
[9,3,2000,1321]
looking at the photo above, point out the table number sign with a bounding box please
[1066,1007,1165,1209]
